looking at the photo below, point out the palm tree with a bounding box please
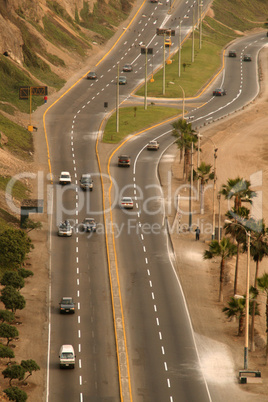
[172,119,197,179]
[193,161,214,214]
[247,219,268,351]
[220,177,257,214]
[257,273,268,363]
[223,292,259,336]
[204,237,237,302]
[224,207,250,295]
[223,297,246,336]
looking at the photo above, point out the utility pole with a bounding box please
[212,146,218,239]
[189,141,194,230]
[116,63,119,133]
[192,7,195,63]
[197,133,201,201]
[163,32,166,95]
[217,194,221,241]
[145,47,148,110]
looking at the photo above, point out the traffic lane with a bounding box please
[75,227,120,400]
[49,185,119,400]
[113,206,211,401]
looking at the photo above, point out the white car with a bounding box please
[59,171,71,185]
[58,220,72,237]
[120,197,134,209]
[147,140,159,150]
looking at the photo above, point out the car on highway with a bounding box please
[59,345,75,369]
[243,54,252,62]
[147,140,159,150]
[59,297,75,314]
[82,217,97,232]
[165,38,172,47]
[120,197,133,209]
[119,76,127,85]
[87,71,97,80]
[213,88,226,96]
[118,155,131,167]
[58,220,72,237]
[123,64,133,72]
[80,173,93,191]
[59,171,71,185]
[228,50,237,57]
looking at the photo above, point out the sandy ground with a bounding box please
[159,46,268,401]
[0,2,267,400]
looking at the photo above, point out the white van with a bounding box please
[59,345,75,368]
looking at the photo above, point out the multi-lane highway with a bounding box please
[45,0,267,400]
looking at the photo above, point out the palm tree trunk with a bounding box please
[251,260,260,352]
[233,244,240,295]
[238,313,244,336]
[266,299,268,364]
[219,259,225,302]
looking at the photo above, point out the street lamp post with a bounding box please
[217,193,221,241]
[179,85,185,119]
[178,20,182,77]
[199,1,203,49]
[226,220,251,369]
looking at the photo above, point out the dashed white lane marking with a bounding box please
[161,346,165,355]
[79,376,82,385]
[152,292,155,300]
[143,246,146,252]
[78,329,81,338]
[156,317,159,325]
[77,279,79,286]
[78,302,80,310]
[79,359,82,368]
[79,344,81,353]
[141,234,144,240]
[159,332,162,340]
[164,362,168,371]
[78,316,80,324]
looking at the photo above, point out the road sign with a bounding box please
[141,47,153,54]
[156,28,175,36]
[19,86,48,99]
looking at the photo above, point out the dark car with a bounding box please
[243,54,252,62]
[87,71,97,80]
[123,64,133,72]
[118,155,131,167]
[59,297,75,314]
[228,50,237,57]
[213,88,226,96]
[82,218,97,232]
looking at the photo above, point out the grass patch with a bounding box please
[43,15,86,56]
[103,105,180,143]
[0,104,16,116]
[0,55,43,114]
[136,38,222,98]
[0,177,30,200]
[0,114,33,160]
